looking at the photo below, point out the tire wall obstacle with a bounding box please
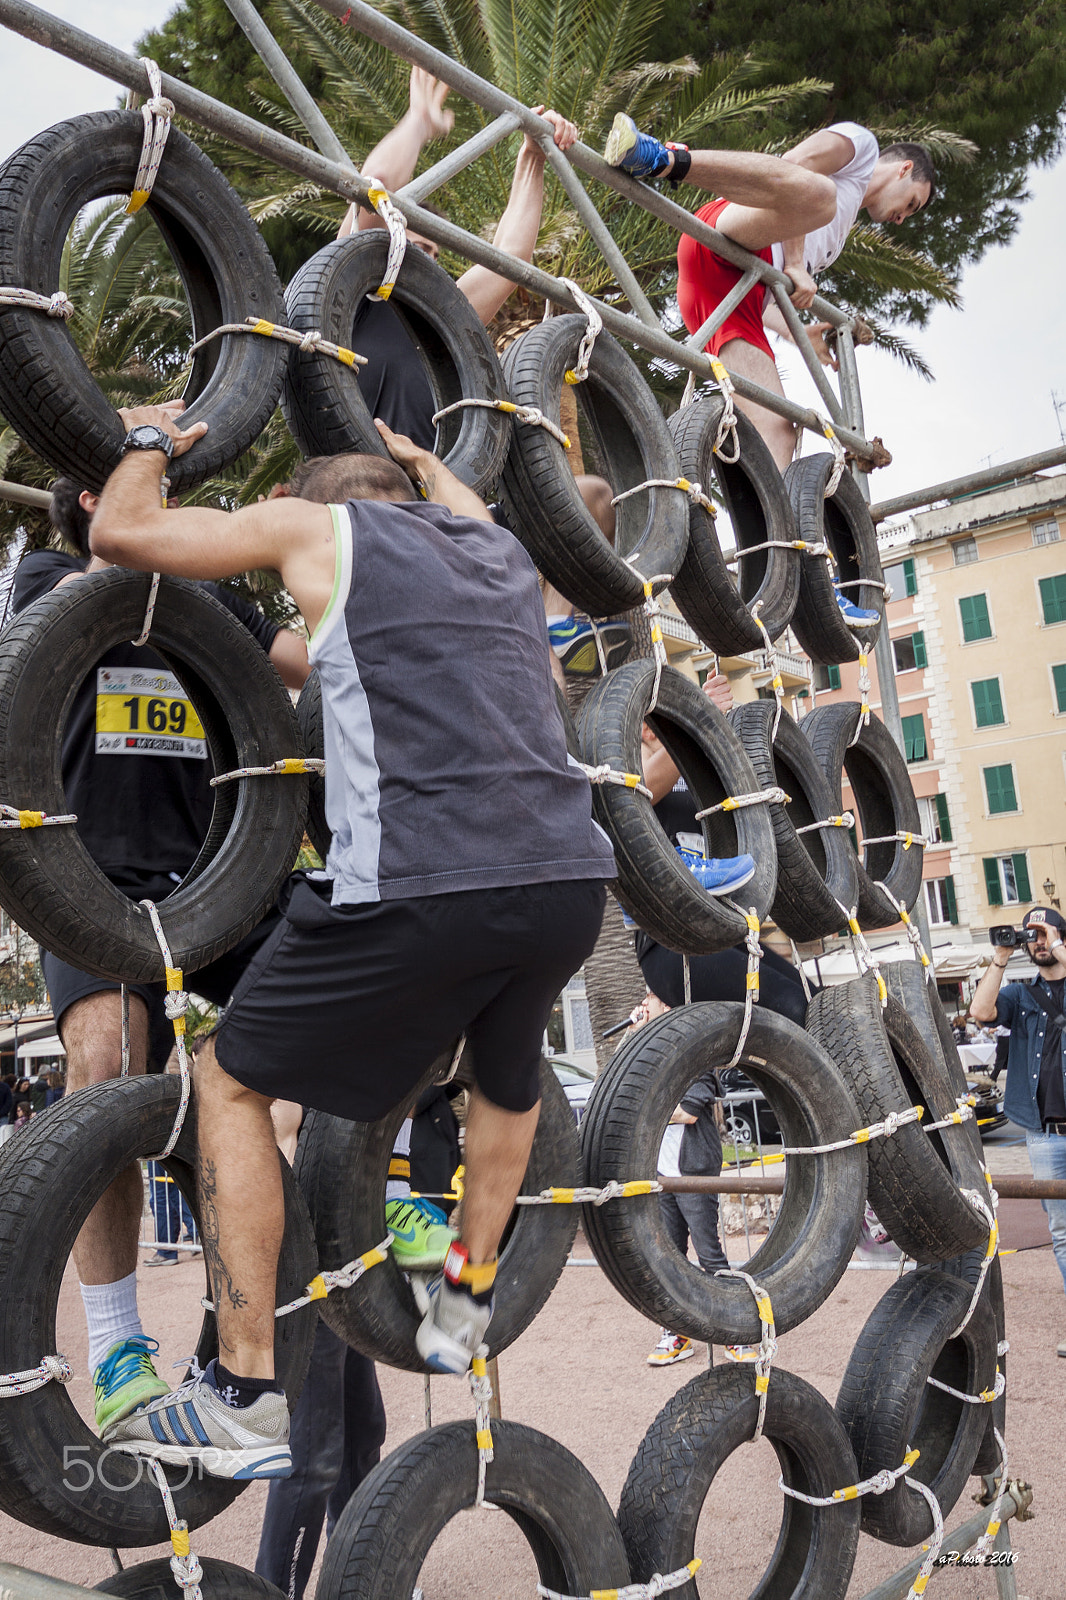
[0,101,1012,1599]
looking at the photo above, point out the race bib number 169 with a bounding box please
[95,667,207,759]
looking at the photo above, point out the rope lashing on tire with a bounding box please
[146,1458,203,1600]
[209,757,326,786]
[715,1269,776,1440]
[725,537,831,566]
[749,602,785,739]
[862,830,930,854]
[469,1346,496,1508]
[514,1180,663,1206]
[794,810,854,835]
[720,912,763,1071]
[559,277,603,385]
[780,1448,944,1599]
[820,420,847,499]
[0,287,75,318]
[610,477,716,517]
[967,1427,1010,1564]
[789,936,813,1002]
[188,316,367,369]
[0,803,76,829]
[430,398,571,449]
[0,1354,74,1397]
[926,1365,1005,1407]
[846,646,872,741]
[364,177,408,302]
[201,1238,392,1318]
[124,60,174,215]
[579,763,653,801]
[537,1560,702,1600]
[948,1182,1000,1340]
[776,1103,924,1157]
[694,785,790,819]
[132,573,162,647]
[922,1095,979,1134]
[624,571,672,715]
[140,899,191,1160]
[874,880,935,981]
[707,355,741,464]
[833,898,887,1006]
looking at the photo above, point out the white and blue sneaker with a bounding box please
[104,1359,291,1480]
[604,113,674,179]
[834,583,880,626]
[677,847,756,896]
[413,1274,494,1376]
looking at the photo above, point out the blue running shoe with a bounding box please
[93,1336,170,1433]
[834,583,880,626]
[676,847,756,896]
[604,113,673,179]
[547,615,632,676]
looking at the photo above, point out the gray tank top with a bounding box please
[308,499,616,905]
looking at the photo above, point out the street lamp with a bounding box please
[1043,877,1061,909]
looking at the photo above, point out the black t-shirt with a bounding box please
[11,552,279,889]
[1036,977,1066,1123]
[353,299,436,450]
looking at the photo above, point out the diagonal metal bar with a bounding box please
[870,444,1066,522]
[221,0,356,170]
[685,267,761,350]
[0,0,884,463]
[539,139,659,328]
[769,282,844,424]
[0,479,51,509]
[398,112,521,204]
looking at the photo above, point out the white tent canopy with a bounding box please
[17,1034,65,1059]
[802,942,990,985]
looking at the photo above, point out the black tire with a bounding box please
[784,453,885,663]
[801,703,922,928]
[618,1364,860,1600]
[0,570,307,982]
[807,975,992,1261]
[96,1558,286,1598]
[318,1420,631,1598]
[0,113,286,493]
[922,1252,1006,1478]
[0,1075,317,1545]
[295,667,329,864]
[281,234,510,493]
[499,317,688,616]
[668,394,801,651]
[835,1268,998,1544]
[576,660,776,954]
[579,1005,866,1343]
[883,959,985,1170]
[728,701,859,941]
[294,1059,579,1371]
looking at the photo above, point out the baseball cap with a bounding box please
[1022,906,1066,937]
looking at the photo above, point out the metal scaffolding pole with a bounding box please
[221,0,356,170]
[0,479,50,509]
[870,444,1066,523]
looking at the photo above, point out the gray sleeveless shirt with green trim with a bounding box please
[308,499,616,906]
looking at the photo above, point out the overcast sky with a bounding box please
[2,0,1063,515]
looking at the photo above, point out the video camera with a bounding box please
[990,924,1041,949]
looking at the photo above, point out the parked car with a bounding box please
[717,1067,782,1148]
[965,1072,1008,1137]
[549,1057,597,1124]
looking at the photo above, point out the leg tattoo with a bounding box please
[198,1154,246,1352]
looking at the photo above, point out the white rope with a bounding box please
[749,602,785,740]
[845,648,872,742]
[862,830,930,853]
[210,757,326,787]
[926,1366,1004,1406]
[833,898,887,1008]
[188,316,367,369]
[795,811,854,836]
[514,1180,662,1206]
[726,538,830,565]
[132,573,161,647]
[922,1095,978,1134]
[708,355,740,463]
[874,880,935,981]
[430,397,570,449]
[776,1104,924,1157]
[722,912,762,1072]
[121,983,131,1078]
[124,61,174,216]
[820,420,847,498]
[694,785,789,820]
[364,177,408,302]
[624,567,670,715]
[538,1562,702,1600]
[965,1428,1010,1564]
[146,1458,203,1600]
[0,804,76,829]
[715,1268,776,1441]
[579,762,653,800]
[141,899,191,1160]
[949,1180,999,1339]
[559,277,603,384]
[0,287,74,318]
[0,1354,74,1398]
[468,1346,497,1509]
[789,937,813,1003]
[779,1445,919,1507]
[679,369,698,410]
[203,1237,392,1318]
[683,952,692,1005]
[611,477,716,518]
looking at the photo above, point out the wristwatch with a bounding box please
[121,423,174,460]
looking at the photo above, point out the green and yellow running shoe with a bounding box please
[93,1335,171,1434]
[385,1197,457,1271]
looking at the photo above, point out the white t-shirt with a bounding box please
[770,122,880,278]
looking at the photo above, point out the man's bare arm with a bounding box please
[338,67,453,239]
[781,129,857,178]
[374,419,490,521]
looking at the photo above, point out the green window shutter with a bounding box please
[902,557,917,597]
[934,792,952,843]
[1054,663,1066,713]
[971,676,1004,727]
[901,713,926,761]
[1040,574,1066,625]
[943,875,958,924]
[983,763,1017,814]
[912,631,927,668]
[983,857,1002,907]
[827,664,841,690]
[1013,854,1032,902]
[959,593,991,642]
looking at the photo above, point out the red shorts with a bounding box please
[677,198,775,362]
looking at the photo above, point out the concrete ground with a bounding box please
[2,1122,1062,1598]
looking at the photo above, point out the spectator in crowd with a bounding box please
[0,1073,12,1125]
[13,1102,32,1130]
[44,1071,65,1108]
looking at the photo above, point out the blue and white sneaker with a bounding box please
[104,1359,291,1480]
[834,583,880,626]
[547,615,632,676]
[604,113,674,179]
[413,1275,494,1376]
[677,847,756,896]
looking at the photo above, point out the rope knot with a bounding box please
[298,329,323,351]
[48,292,74,319]
[164,989,188,1021]
[42,1354,74,1384]
[868,1469,898,1496]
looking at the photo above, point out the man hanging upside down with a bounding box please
[90,399,614,1480]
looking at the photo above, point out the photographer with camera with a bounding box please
[971,906,1066,1351]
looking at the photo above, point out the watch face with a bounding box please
[124,424,173,457]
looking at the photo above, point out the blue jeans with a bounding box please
[255,1317,387,1600]
[148,1161,195,1261]
[1025,1130,1066,1295]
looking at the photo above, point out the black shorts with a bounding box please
[214,876,607,1120]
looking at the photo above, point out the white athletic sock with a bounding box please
[385,1116,414,1202]
[80,1271,145,1376]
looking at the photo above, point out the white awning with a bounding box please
[17,1034,65,1059]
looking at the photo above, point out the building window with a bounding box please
[883,557,917,600]
[1032,518,1061,547]
[983,853,1031,907]
[951,536,978,566]
[917,793,952,844]
[971,676,1005,728]
[813,663,841,691]
[983,763,1018,815]
[924,876,958,926]
[1053,663,1066,713]
[1040,573,1066,626]
[958,593,992,643]
[901,713,927,762]
[892,631,927,673]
